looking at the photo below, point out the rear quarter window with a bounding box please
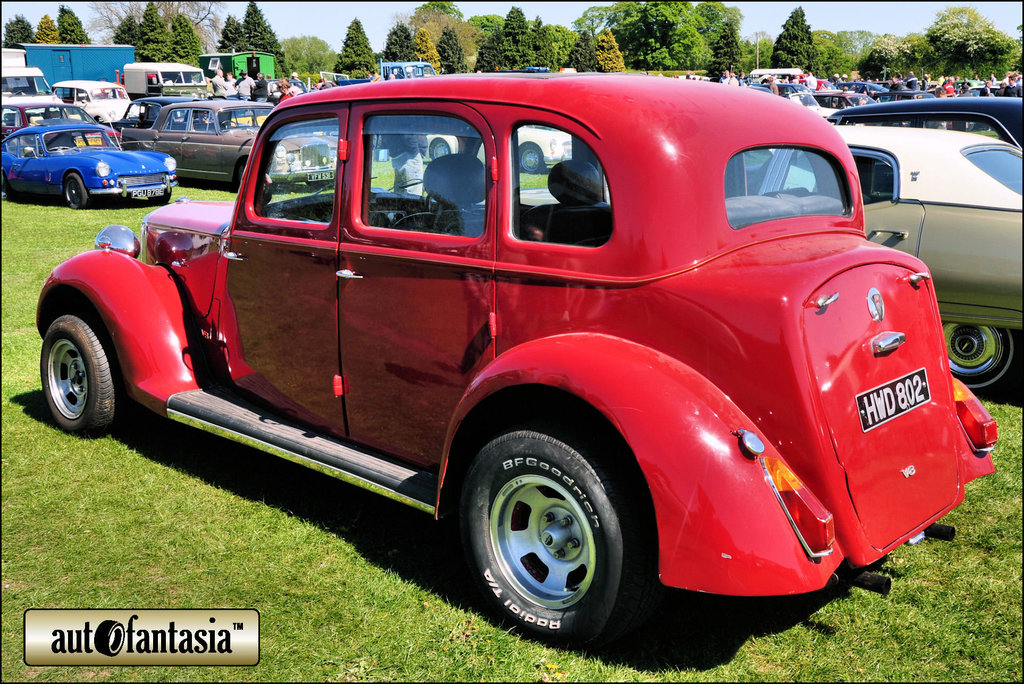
[964,147,1023,194]
[724,147,850,229]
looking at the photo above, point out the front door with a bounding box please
[218,106,348,437]
[337,103,496,468]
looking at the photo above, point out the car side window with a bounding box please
[922,116,1003,142]
[513,124,612,247]
[190,109,215,133]
[851,152,897,204]
[362,114,487,237]
[164,108,189,132]
[963,147,1023,194]
[1,107,17,127]
[724,147,850,228]
[255,117,339,225]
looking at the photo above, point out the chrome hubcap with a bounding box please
[48,339,88,419]
[944,323,1003,376]
[489,474,596,609]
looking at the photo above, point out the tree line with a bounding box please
[5,2,1021,80]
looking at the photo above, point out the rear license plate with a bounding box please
[856,368,930,432]
[307,170,334,182]
[130,187,164,198]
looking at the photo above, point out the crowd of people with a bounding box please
[205,67,309,103]
[714,67,1023,98]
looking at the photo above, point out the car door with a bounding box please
[217,105,348,438]
[850,148,926,253]
[151,106,190,162]
[336,103,496,468]
[180,107,222,178]
[6,133,48,194]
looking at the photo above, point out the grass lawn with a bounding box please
[2,185,1021,682]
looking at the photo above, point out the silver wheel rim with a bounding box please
[47,338,88,420]
[944,323,1009,384]
[521,148,541,173]
[489,473,597,609]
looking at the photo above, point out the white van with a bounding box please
[122,62,208,99]
[2,66,56,100]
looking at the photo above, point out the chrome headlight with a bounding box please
[162,156,177,172]
[96,161,111,177]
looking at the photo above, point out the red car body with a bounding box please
[38,74,996,646]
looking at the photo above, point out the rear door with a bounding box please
[851,148,927,252]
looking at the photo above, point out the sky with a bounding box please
[2,2,1021,52]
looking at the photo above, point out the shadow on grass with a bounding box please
[13,388,851,670]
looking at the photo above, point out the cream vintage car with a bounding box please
[838,125,1022,394]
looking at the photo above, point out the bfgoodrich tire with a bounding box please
[460,426,662,647]
[40,314,118,434]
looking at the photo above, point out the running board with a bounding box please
[166,388,438,514]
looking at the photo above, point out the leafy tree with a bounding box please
[475,26,503,71]
[573,6,614,36]
[707,15,741,77]
[57,5,90,44]
[548,24,578,69]
[111,14,141,47]
[409,5,481,68]
[170,14,203,66]
[925,6,1016,77]
[437,25,468,73]
[835,30,876,60]
[3,15,35,48]
[137,2,172,62]
[417,2,463,21]
[499,7,531,70]
[566,30,599,72]
[87,2,225,54]
[242,1,286,73]
[739,31,773,72]
[468,15,503,36]
[282,36,336,75]
[383,23,415,62]
[414,28,441,72]
[771,6,814,69]
[810,30,854,78]
[335,18,376,78]
[35,15,60,44]
[858,34,912,79]
[694,1,743,46]
[529,19,555,70]
[610,1,704,71]
[595,28,626,72]
[218,15,244,52]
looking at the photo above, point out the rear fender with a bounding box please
[446,334,843,595]
[37,250,200,414]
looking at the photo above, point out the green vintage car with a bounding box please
[839,125,1022,394]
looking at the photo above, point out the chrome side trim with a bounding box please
[167,409,436,514]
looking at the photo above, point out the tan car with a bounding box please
[119,100,273,186]
[838,125,1022,393]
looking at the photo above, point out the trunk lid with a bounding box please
[802,263,959,550]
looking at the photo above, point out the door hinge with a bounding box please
[490,156,498,182]
[338,140,349,161]
[333,374,348,397]
[489,312,497,339]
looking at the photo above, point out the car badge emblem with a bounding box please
[867,288,884,322]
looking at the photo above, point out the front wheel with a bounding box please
[63,173,90,209]
[40,314,118,433]
[944,323,1018,392]
[460,426,661,647]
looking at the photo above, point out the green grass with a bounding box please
[2,186,1021,682]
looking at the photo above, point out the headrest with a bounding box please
[548,160,603,206]
[423,154,485,207]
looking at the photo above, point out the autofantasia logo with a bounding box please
[24,609,259,666]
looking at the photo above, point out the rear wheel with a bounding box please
[40,315,118,434]
[2,172,19,200]
[944,323,1017,392]
[460,425,661,647]
[63,173,90,209]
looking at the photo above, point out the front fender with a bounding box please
[37,249,200,414]
[448,333,842,596]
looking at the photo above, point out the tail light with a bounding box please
[951,377,998,451]
[762,456,835,558]
[147,73,158,85]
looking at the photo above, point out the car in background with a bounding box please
[51,80,131,124]
[2,123,177,209]
[837,125,1021,393]
[829,97,1022,148]
[2,98,120,142]
[34,75,997,647]
[813,91,876,111]
[119,100,273,185]
[110,96,196,133]
[1,66,56,100]
[872,91,937,103]
[836,81,889,96]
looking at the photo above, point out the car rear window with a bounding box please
[963,147,1023,195]
[724,147,850,229]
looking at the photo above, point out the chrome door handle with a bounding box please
[223,251,246,261]
[336,269,363,279]
[868,229,908,241]
[871,331,906,356]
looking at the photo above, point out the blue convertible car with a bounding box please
[2,123,177,209]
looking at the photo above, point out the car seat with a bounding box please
[422,154,486,236]
[521,160,612,246]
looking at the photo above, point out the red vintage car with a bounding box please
[37,74,997,647]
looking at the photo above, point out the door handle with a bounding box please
[868,229,908,241]
[336,269,363,279]
[871,331,906,356]
[223,251,246,261]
